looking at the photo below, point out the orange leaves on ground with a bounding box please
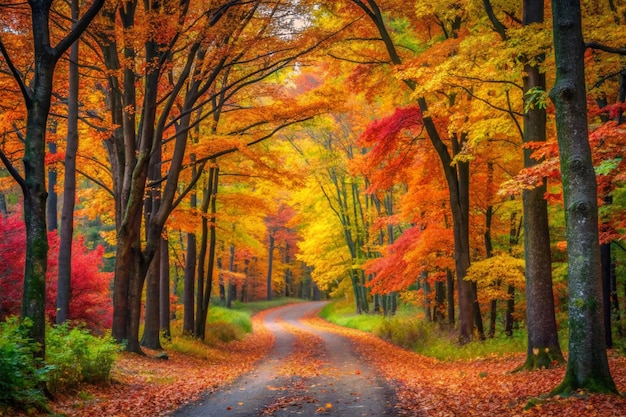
[277,322,327,379]
[305,317,626,417]
[49,314,275,417]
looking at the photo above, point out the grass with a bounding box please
[166,297,304,357]
[320,299,548,361]
[230,297,306,314]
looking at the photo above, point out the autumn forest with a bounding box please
[1,0,626,415]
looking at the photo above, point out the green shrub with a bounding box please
[0,317,49,411]
[208,306,252,334]
[206,321,244,343]
[374,317,432,350]
[46,323,118,393]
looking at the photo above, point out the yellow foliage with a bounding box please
[464,253,525,301]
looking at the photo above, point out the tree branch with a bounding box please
[483,0,508,41]
[54,0,106,59]
[0,37,32,107]
[0,147,25,190]
[586,41,626,55]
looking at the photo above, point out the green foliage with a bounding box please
[46,323,118,393]
[524,86,548,112]
[0,317,49,411]
[320,303,385,332]
[206,321,244,343]
[322,301,532,361]
[231,297,305,314]
[208,306,252,334]
[594,157,622,176]
[374,317,433,351]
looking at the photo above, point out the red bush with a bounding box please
[0,210,113,331]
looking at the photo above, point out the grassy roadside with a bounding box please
[319,299,549,361]
[165,297,305,358]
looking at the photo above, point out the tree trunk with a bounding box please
[46,141,58,231]
[141,251,162,349]
[267,234,275,300]
[504,285,515,337]
[56,4,80,324]
[601,242,612,348]
[0,193,7,215]
[22,85,52,358]
[485,190,497,338]
[183,232,196,335]
[520,0,564,371]
[195,171,211,337]
[446,268,455,326]
[549,0,617,394]
[227,240,235,308]
[196,165,218,340]
[160,235,171,339]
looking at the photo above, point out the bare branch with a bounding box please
[0,37,32,107]
[586,41,626,55]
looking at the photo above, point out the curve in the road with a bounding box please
[171,301,396,417]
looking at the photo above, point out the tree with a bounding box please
[519,0,564,370]
[56,0,81,325]
[0,210,112,332]
[346,0,475,341]
[549,0,617,395]
[0,0,104,356]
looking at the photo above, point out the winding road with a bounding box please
[172,301,396,417]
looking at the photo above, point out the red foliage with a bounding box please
[354,105,423,191]
[0,210,113,331]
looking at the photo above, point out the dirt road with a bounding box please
[172,301,396,417]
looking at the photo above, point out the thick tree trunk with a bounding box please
[520,0,564,371]
[550,0,617,394]
[22,99,51,358]
[601,242,612,348]
[141,252,162,349]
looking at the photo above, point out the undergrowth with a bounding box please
[168,297,302,357]
[321,300,536,361]
[0,317,117,414]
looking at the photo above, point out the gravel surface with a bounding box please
[172,301,397,417]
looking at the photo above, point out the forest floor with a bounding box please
[43,303,626,417]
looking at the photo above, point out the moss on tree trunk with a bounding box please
[549,0,617,395]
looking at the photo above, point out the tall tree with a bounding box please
[0,0,104,356]
[549,0,617,394]
[56,0,81,325]
[348,0,475,341]
[519,0,564,369]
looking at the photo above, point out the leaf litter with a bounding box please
[18,308,626,417]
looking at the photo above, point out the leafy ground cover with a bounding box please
[48,311,275,417]
[5,300,625,416]
[306,315,626,416]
